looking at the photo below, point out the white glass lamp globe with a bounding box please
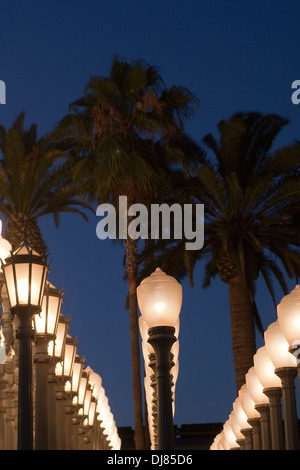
[239,383,260,419]
[253,346,281,389]
[277,286,300,347]
[245,366,269,405]
[137,268,182,328]
[264,320,297,369]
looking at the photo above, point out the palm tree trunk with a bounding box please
[125,235,145,450]
[228,275,257,392]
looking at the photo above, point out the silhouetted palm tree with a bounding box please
[0,112,89,255]
[55,57,199,448]
[142,112,300,391]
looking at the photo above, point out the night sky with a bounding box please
[0,1,300,431]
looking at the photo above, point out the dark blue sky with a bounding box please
[0,1,300,430]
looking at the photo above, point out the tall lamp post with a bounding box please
[137,268,182,450]
[253,346,284,450]
[264,320,299,450]
[55,333,77,449]
[33,280,62,449]
[1,241,48,450]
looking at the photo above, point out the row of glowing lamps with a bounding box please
[211,285,300,450]
[0,223,121,450]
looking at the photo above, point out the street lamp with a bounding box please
[239,383,261,450]
[245,366,271,450]
[231,396,252,449]
[253,346,284,450]
[277,286,300,404]
[137,267,182,450]
[33,280,63,449]
[55,333,77,449]
[1,241,48,450]
[264,320,299,449]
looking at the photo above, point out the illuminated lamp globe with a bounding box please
[239,384,260,419]
[223,419,238,449]
[137,268,182,328]
[277,286,300,347]
[2,241,48,311]
[253,346,281,389]
[232,397,251,432]
[264,320,297,369]
[245,366,268,405]
[34,281,62,338]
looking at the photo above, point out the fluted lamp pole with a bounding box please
[254,346,284,450]
[264,320,299,450]
[137,268,182,450]
[245,366,272,450]
[1,241,48,450]
[33,281,62,449]
[55,334,77,449]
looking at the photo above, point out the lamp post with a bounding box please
[137,268,182,450]
[70,354,85,449]
[245,366,271,450]
[55,333,77,449]
[254,346,284,450]
[239,383,261,450]
[264,320,299,450]
[231,396,252,449]
[77,370,89,449]
[47,313,68,449]
[33,281,62,449]
[2,241,48,450]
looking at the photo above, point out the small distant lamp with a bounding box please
[239,383,261,450]
[137,268,182,450]
[55,334,77,380]
[232,396,252,449]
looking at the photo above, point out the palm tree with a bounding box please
[0,112,90,255]
[55,57,199,449]
[142,112,300,392]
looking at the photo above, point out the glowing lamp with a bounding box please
[137,268,182,328]
[55,334,77,379]
[245,366,268,405]
[264,320,297,369]
[239,384,260,419]
[51,314,68,360]
[71,355,84,394]
[232,396,251,432]
[34,281,63,338]
[2,241,48,311]
[223,419,238,449]
[253,346,281,389]
[78,372,88,406]
[277,286,300,347]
